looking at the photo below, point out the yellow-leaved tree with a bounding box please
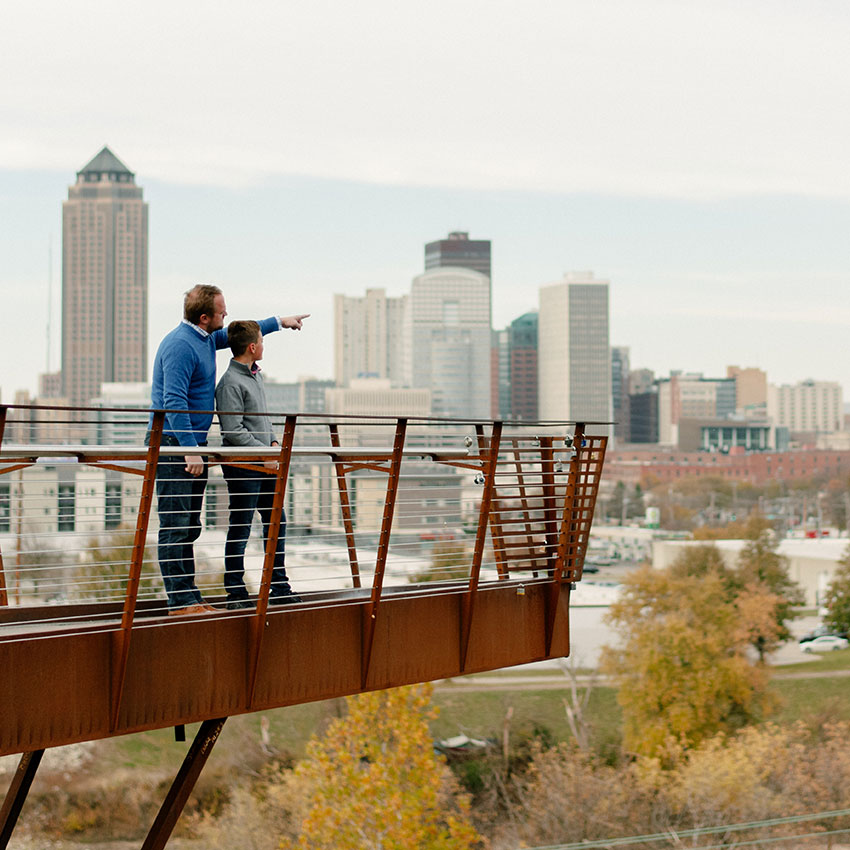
[601,564,776,758]
[280,683,481,850]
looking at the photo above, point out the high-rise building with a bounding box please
[406,268,492,419]
[611,346,631,443]
[508,312,538,421]
[424,231,491,280]
[492,328,511,419]
[538,272,611,429]
[727,365,768,414]
[768,380,843,434]
[656,373,737,445]
[629,368,655,396]
[333,288,407,387]
[62,147,148,406]
[629,389,659,443]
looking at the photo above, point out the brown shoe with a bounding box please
[168,604,215,616]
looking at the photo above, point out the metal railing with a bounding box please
[0,405,608,642]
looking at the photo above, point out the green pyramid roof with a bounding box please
[77,146,134,178]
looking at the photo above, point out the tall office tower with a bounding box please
[424,231,491,280]
[62,146,148,406]
[629,388,659,443]
[538,272,611,428]
[611,346,631,443]
[407,268,492,419]
[508,312,538,421]
[492,328,511,419]
[333,288,407,387]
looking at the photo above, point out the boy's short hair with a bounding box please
[227,320,261,357]
[183,284,222,324]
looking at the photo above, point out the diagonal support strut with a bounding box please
[141,717,227,850]
[0,749,44,849]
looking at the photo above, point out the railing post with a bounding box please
[544,423,585,655]
[13,470,22,607]
[109,410,164,732]
[511,439,547,574]
[0,749,44,849]
[329,424,361,588]
[247,415,297,709]
[460,421,502,673]
[539,436,558,572]
[360,418,407,689]
[486,426,508,580]
[0,406,7,608]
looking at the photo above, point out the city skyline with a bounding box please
[3,2,850,401]
[4,168,850,405]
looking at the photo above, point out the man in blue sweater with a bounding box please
[148,284,308,616]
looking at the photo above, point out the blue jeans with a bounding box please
[151,434,208,609]
[222,464,292,599]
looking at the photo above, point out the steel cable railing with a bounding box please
[0,404,607,641]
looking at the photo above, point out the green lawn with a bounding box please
[90,650,850,781]
[776,647,850,673]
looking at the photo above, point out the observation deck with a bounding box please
[0,404,607,848]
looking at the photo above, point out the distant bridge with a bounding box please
[0,405,607,848]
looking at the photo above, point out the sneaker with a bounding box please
[226,599,254,611]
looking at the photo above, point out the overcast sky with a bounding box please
[2,0,850,399]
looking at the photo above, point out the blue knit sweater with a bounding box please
[149,317,280,446]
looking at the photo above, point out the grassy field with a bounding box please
[41,648,850,790]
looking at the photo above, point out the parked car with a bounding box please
[799,626,847,644]
[802,635,850,653]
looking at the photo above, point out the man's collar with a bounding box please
[181,318,209,338]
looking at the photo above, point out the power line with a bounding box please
[528,806,850,849]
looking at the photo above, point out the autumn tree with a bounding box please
[280,683,481,850]
[736,518,803,657]
[76,526,159,602]
[601,565,775,758]
[823,546,850,635]
[414,541,470,583]
[670,528,802,662]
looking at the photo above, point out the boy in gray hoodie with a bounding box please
[215,320,300,609]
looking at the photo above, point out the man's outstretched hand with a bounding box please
[281,314,310,330]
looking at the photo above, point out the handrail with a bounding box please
[0,407,608,646]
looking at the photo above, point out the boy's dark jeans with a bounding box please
[222,464,291,599]
[150,433,208,609]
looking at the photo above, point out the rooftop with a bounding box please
[77,145,134,179]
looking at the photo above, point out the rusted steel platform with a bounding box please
[0,579,571,757]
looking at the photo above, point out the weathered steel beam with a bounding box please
[0,749,43,849]
[361,419,407,689]
[546,422,586,655]
[329,424,361,589]
[461,423,503,672]
[141,718,226,850]
[0,580,571,758]
[110,410,164,732]
[248,415,297,709]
